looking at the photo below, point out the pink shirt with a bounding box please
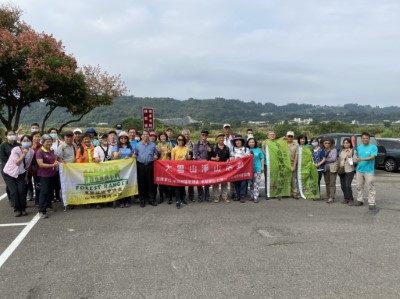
[3,147,34,178]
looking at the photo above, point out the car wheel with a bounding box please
[384,158,398,172]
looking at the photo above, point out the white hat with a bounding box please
[223,123,231,128]
[286,131,294,137]
[73,128,82,134]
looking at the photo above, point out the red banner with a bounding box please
[154,156,253,186]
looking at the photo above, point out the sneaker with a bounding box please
[214,198,220,203]
[125,203,130,208]
[14,211,22,217]
[240,197,245,203]
[369,205,376,210]
[21,210,28,216]
[120,203,125,208]
[48,207,56,212]
[39,212,48,219]
[222,198,230,203]
[353,201,364,207]
[176,201,182,209]
[254,199,259,203]
[326,198,334,204]
[347,200,354,206]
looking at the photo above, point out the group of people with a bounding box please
[0,122,377,218]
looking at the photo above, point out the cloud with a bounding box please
[10,0,400,106]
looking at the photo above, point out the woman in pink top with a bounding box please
[3,135,35,217]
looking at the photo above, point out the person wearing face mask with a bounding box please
[0,130,21,205]
[48,128,61,152]
[48,128,62,202]
[3,135,35,216]
[310,138,326,196]
[30,123,40,134]
[115,124,123,136]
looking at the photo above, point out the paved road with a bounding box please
[0,170,400,298]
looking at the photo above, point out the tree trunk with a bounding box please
[41,106,57,133]
[58,110,91,132]
[0,113,12,130]
[12,105,24,131]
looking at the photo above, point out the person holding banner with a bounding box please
[3,135,35,217]
[171,134,191,209]
[133,130,158,208]
[211,133,231,203]
[246,137,264,203]
[183,129,195,202]
[296,135,320,200]
[286,131,299,199]
[94,133,113,163]
[36,134,58,219]
[310,137,326,196]
[230,135,250,203]
[156,132,172,204]
[113,131,135,208]
[75,134,95,163]
[193,130,212,202]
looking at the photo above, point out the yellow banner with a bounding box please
[59,159,138,205]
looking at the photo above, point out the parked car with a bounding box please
[317,133,386,167]
[377,138,400,172]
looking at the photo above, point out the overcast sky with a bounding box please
[9,0,400,106]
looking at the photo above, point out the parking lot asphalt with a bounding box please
[0,170,400,299]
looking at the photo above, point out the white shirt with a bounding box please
[94,145,113,162]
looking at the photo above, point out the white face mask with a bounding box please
[7,135,16,141]
[311,142,318,147]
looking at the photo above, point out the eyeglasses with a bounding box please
[324,142,331,144]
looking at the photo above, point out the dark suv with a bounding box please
[377,138,400,172]
[317,133,386,167]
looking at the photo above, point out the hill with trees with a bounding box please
[17,96,400,128]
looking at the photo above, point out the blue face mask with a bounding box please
[311,142,318,147]
[31,129,39,133]
[22,142,32,148]
[50,133,57,139]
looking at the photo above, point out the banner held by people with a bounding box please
[297,146,320,199]
[154,156,253,187]
[59,159,138,205]
[264,139,292,198]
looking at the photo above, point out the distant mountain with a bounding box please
[17,96,400,127]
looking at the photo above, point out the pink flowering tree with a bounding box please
[0,4,127,131]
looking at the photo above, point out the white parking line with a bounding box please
[0,213,40,269]
[0,223,30,227]
[0,193,7,202]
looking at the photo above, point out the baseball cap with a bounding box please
[115,124,122,130]
[286,131,294,137]
[150,131,157,136]
[73,128,82,134]
[223,124,231,128]
[99,133,108,139]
